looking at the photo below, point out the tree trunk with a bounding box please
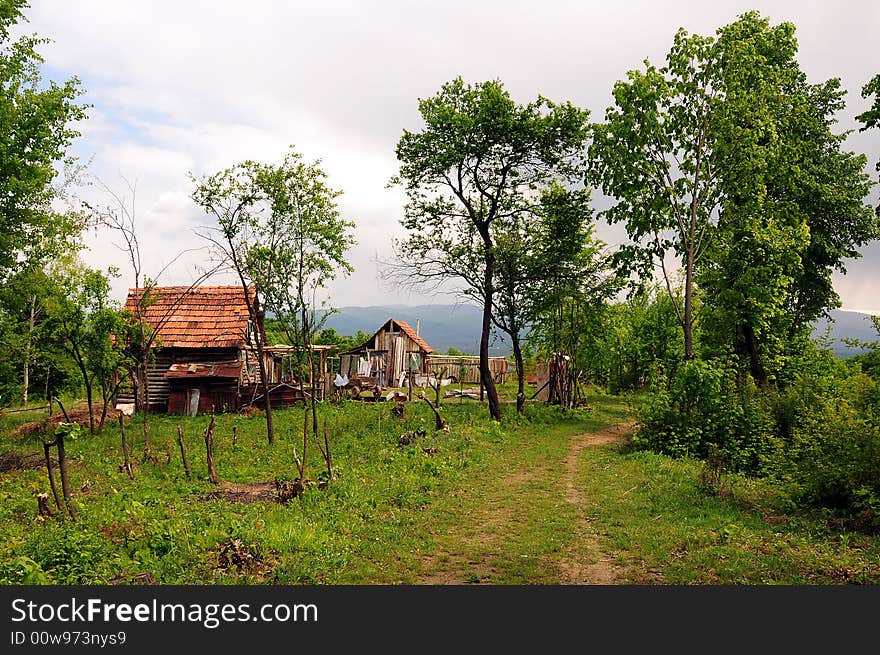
[742,322,767,387]
[21,294,36,408]
[56,434,77,521]
[37,493,54,518]
[512,332,525,414]
[84,379,95,436]
[480,250,501,420]
[683,245,695,361]
[98,379,110,433]
[46,367,53,416]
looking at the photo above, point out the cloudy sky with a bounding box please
[23,0,880,312]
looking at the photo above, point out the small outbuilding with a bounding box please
[117,285,304,415]
[338,318,433,388]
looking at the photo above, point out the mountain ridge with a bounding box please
[321,305,876,358]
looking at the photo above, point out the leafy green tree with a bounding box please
[44,262,129,434]
[592,11,877,380]
[697,14,876,384]
[0,0,86,279]
[193,148,354,455]
[858,74,880,215]
[390,77,591,419]
[590,28,721,361]
[247,148,354,377]
[858,74,880,138]
[192,161,277,443]
[246,148,354,480]
[492,184,612,412]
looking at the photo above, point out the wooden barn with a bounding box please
[117,285,301,415]
[338,318,433,388]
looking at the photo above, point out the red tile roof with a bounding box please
[342,318,434,354]
[124,286,259,349]
[392,319,433,354]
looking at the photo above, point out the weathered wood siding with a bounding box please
[426,355,509,384]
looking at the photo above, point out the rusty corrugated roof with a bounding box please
[165,362,242,379]
[124,286,260,349]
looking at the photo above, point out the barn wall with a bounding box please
[117,347,242,411]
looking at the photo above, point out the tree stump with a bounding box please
[37,492,53,518]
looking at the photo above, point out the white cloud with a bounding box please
[22,0,880,310]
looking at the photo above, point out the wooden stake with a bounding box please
[233,424,238,447]
[119,414,134,480]
[323,419,333,479]
[204,413,218,484]
[56,434,77,521]
[177,425,191,478]
[301,404,308,482]
[43,441,63,515]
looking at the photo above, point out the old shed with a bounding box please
[117,285,298,414]
[338,318,433,387]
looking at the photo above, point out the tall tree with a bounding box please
[391,78,591,419]
[590,27,723,361]
[490,184,611,412]
[591,12,878,377]
[192,163,278,444]
[0,0,86,280]
[246,148,354,478]
[697,14,877,383]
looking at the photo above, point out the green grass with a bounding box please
[1,386,877,585]
[575,444,880,584]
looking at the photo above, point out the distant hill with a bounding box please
[813,309,877,357]
[322,304,511,355]
[321,305,876,359]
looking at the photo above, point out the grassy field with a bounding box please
[1,386,877,584]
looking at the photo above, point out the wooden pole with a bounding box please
[119,414,134,480]
[43,441,63,515]
[177,425,191,478]
[233,424,238,447]
[204,413,218,484]
[323,418,333,479]
[56,434,77,521]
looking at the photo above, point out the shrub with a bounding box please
[633,359,774,474]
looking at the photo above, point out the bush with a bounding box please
[636,348,880,529]
[766,372,880,529]
[633,359,774,474]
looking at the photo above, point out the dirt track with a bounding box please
[558,421,635,584]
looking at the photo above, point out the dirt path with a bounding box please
[417,419,636,584]
[558,421,635,584]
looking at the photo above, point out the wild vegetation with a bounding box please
[0,1,878,585]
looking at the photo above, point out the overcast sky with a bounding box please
[23,0,880,313]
